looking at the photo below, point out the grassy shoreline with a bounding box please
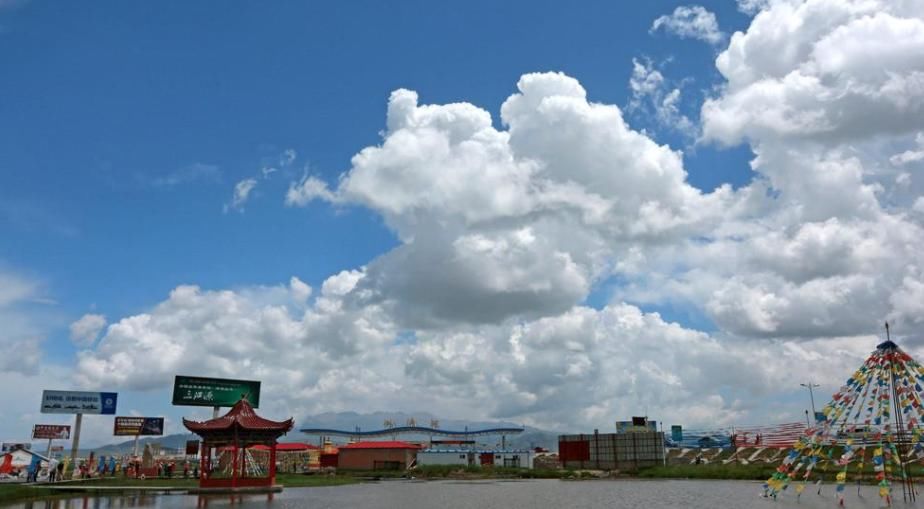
[637,464,776,481]
[0,474,359,506]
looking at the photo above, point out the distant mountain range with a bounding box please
[80,411,562,455]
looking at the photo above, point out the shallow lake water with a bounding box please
[6,479,922,509]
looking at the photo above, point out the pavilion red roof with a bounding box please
[339,441,422,450]
[182,399,294,434]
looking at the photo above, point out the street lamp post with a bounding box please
[801,382,820,425]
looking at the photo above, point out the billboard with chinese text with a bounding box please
[113,417,164,436]
[41,391,118,414]
[32,424,71,440]
[171,375,261,408]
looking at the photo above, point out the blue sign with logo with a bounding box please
[100,392,118,415]
[41,390,118,415]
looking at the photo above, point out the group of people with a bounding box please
[7,455,201,483]
[121,459,197,479]
[156,460,197,479]
[13,458,63,483]
[45,459,62,482]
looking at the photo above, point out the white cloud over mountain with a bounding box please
[70,0,924,430]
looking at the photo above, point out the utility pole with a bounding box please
[800,382,820,424]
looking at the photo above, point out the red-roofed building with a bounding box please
[183,398,293,489]
[337,441,422,471]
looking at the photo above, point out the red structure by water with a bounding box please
[183,399,293,489]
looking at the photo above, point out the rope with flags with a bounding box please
[765,326,921,506]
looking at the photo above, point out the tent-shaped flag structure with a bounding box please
[767,327,922,505]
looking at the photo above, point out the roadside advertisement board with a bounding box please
[671,425,683,442]
[113,417,165,436]
[40,390,118,415]
[32,424,71,440]
[171,375,261,408]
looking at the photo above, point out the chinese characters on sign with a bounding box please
[40,391,118,415]
[171,376,261,408]
[113,417,165,436]
[32,424,71,440]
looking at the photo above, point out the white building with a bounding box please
[0,448,51,480]
[417,449,534,469]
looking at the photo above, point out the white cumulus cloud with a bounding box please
[69,4,924,429]
[69,313,107,347]
[627,58,695,136]
[289,72,731,327]
[650,5,724,45]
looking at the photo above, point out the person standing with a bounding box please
[47,458,58,482]
[26,456,38,483]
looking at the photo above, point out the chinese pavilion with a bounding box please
[183,398,293,489]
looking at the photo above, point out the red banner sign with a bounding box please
[32,424,71,440]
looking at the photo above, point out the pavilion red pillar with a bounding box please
[269,443,277,483]
[232,442,239,488]
[199,445,207,481]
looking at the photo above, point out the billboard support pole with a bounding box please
[213,406,220,419]
[70,413,82,466]
[46,438,52,457]
[133,434,139,457]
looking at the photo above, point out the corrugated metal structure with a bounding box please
[417,449,535,468]
[559,431,665,470]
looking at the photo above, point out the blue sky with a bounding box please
[5,0,921,445]
[2,0,751,345]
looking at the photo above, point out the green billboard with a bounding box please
[171,375,261,408]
